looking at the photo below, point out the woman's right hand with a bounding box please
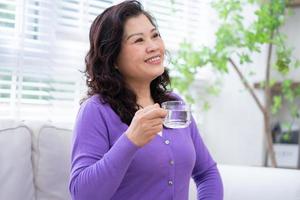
[125,103,167,147]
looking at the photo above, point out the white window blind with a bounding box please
[0,0,212,122]
[0,0,113,122]
[144,0,215,50]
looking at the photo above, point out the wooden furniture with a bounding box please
[288,0,300,7]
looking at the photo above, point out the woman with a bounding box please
[69,1,223,199]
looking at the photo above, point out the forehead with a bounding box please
[123,14,155,35]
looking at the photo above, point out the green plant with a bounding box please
[171,0,300,167]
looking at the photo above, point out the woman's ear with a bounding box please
[114,59,119,70]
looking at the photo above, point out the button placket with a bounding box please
[162,136,174,191]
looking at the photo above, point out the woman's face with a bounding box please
[116,14,165,86]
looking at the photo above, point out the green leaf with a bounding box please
[295,60,300,68]
[271,95,282,114]
[259,81,265,89]
[202,101,211,111]
[281,122,291,131]
[282,132,291,142]
[276,59,290,74]
[282,80,294,102]
[186,95,195,104]
[294,86,300,96]
[206,85,221,96]
[270,79,276,88]
[290,105,300,118]
[282,79,292,89]
[239,53,252,64]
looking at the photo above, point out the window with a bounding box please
[0,0,113,122]
[0,0,213,122]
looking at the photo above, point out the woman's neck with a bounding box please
[134,87,154,108]
[126,81,155,108]
[136,90,154,108]
[137,96,155,108]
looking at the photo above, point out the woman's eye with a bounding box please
[134,38,143,43]
[153,33,161,38]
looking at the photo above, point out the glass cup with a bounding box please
[161,101,191,128]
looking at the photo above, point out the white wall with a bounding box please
[272,7,300,126]
[196,7,300,166]
[200,49,268,166]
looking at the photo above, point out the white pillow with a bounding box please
[34,125,72,200]
[0,123,35,200]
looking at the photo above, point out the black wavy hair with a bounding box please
[83,0,176,125]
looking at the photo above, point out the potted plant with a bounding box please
[171,0,300,167]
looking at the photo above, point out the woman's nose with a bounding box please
[146,41,159,53]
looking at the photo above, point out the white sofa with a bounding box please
[1,120,300,200]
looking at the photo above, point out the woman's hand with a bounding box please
[125,103,167,147]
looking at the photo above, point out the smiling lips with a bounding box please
[145,55,161,65]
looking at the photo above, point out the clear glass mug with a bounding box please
[161,101,191,128]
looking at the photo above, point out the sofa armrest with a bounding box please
[188,164,300,200]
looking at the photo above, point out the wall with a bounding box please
[195,6,300,166]
[273,7,300,126]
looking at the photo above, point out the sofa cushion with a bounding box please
[219,164,300,200]
[0,121,35,200]
[34,124,72,200]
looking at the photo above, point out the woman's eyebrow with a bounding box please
[126,28,157,41]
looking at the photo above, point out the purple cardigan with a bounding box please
[69,94,223,200]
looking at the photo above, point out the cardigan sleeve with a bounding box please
[69,99,140,200]
[190,116,224,200]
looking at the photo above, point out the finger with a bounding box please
[135,108,144,114]
[148,118,164,127]
[144,124,163,136]
[142,103,159,113]
[152,124,163,134]
[136,103,160,116]
[144,108,167,120]
[135,103,158,115]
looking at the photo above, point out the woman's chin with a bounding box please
[150,67,165,80]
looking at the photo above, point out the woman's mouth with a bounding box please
[145,55,161,65]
